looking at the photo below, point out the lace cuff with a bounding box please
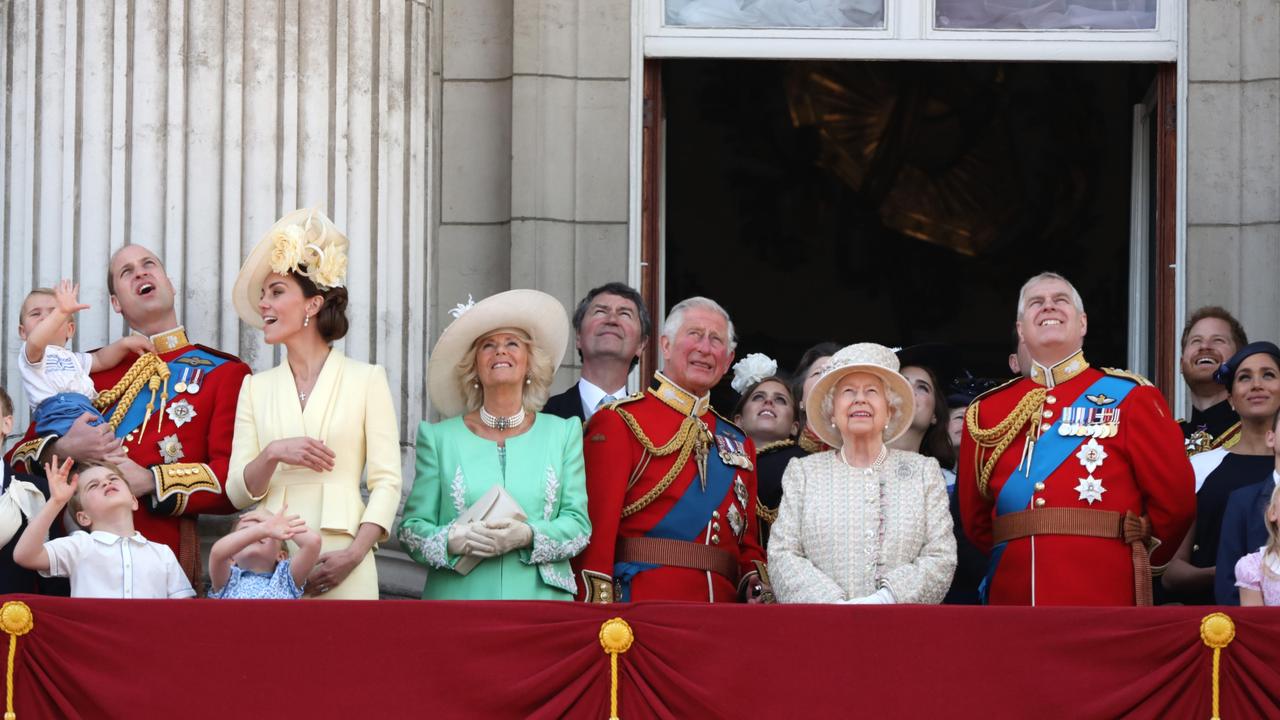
[398,521,455,570]
[527,527,589,565]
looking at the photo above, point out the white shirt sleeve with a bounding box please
[162,546,196,599]
[40,534,85,578]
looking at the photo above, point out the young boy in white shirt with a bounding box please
[18,280,152,436]
[12,456,194,599]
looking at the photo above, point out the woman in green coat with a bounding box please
[398,290,590,600]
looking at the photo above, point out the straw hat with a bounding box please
[427,290,570,417]
[807,342,916,448]
[232,208,349,328]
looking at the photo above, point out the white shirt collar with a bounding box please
[86,530,149,545]
[578,378,627,421]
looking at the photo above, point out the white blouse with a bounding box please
[769,448,956,604]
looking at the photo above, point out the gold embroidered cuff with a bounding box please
[581,570,616,604]
[9,436,54,471]
[154,463,222,508]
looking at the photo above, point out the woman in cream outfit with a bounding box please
[225,209,402,599]
[769,343,956,604]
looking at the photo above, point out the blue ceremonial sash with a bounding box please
[979,375,1136,604]
[105,348,230,439]
[615,420,745,600]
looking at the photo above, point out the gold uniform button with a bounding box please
[712,522,721,532]
[1034,482,1046,491]
[1035,498,1046,508]
[1040,422,1052,432]
[1046,395,1057,405]
[1043,410,1053,419]
[712,510,720,519]
[711,534,720,544]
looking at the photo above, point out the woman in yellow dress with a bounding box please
[225,209,403,599]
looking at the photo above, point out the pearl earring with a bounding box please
[525,377,532,385]
[473,382,480,389]
[303,315,310,328]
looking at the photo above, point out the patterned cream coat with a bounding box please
[770,448,956,604]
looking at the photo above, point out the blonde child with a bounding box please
[209,506,321,599]
[1235,482,1280,606]
[12,456,194,599]
[19,280,152,436]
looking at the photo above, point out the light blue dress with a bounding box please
[209,560,304,599]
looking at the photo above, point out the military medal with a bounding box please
[186,369,203,394]
[733,475,749,510]
[1074,475,1107,505]
[174,368,190,394]
[165,399,197,428]
[158,434,185,463]
[727,503,745,539]
[1075,438,1108,473]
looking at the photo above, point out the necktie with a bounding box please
[596,394,618,411]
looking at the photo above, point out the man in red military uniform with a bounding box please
[574,297,772,603]
[959,272,1195,606]
[8,245,250,584]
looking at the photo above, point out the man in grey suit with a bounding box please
[543,283,650,424]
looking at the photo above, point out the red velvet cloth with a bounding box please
[5,597,1279,719]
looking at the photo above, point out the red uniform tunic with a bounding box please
[958,352,1195,605]
[573,374,767,603]
[8,328,250,582]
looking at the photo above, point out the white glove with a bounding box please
[447,522,477,556]
[842,587,896,605]
[468,519,534,558]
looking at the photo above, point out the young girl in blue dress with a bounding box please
[209,506,321,599]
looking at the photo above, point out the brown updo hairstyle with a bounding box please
[291,271,349,343]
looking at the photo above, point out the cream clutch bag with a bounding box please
[453,484,528,576]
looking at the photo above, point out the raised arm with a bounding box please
[23,280,87,364]
[13,456,76,572]
[90,334,153,373]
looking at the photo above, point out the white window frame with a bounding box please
[644,0,1177,61]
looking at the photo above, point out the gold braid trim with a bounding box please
[964,388,1046,500]
[756,502,779,523]
[92,353,170,431]
[615,407,711,518]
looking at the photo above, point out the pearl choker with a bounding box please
[480,406,525,431]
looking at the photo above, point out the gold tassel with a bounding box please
[599,618,634,720]
[1,601,33,720]
[1200,612,1236,720]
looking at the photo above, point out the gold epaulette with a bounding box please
[1101,367,1153,386]
[603,392,644,411]
[8,437,51,471]
[711,409,745,435]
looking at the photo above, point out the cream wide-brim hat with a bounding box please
[232,208,350,329]
[426,289,571,418]
[807,342,917,449]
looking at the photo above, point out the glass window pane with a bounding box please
[666,0,885,29]
[935,0,1156,30]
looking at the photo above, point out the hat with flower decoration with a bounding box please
[807,342,916,448]
[232,208,350,329]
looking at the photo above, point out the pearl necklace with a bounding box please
[480,406,525,431]
[840,444,888,475]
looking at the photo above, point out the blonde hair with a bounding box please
[19,288,57,323]
[1265,483,1280,581]
[68,460,127,528]
[455,329,555,415]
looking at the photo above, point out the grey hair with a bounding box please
[1015,272,1085,319]
[661,296,738,352]
[455,329,555,415]
[819,372,904,445]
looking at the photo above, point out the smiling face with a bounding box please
[577,292,646,366]
[475,331,531,391]
[258,273,322,345]
[1016,277,1087,363]
[831,372,889,445]
[901,366,937,434]
[735,379,798,444]
[108,245,177,327]
[1230,353,1280,423]
[1181,317,1239,388]
[18,292,74,346]
[72,466,139,530]
[659,306,734,396]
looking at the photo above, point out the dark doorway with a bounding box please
[661,59,1159,389]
